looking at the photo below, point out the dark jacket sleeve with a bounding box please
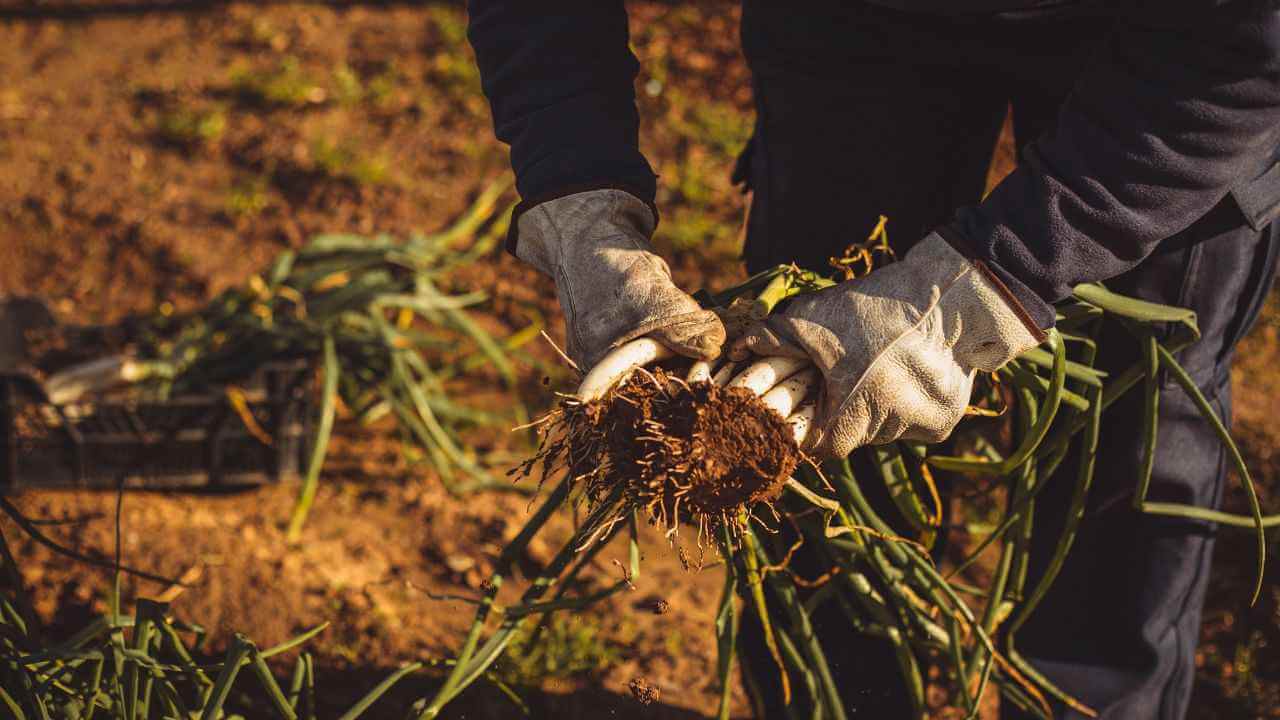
[943,1,1280,328]
[467,0,657,214]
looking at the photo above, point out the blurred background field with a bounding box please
[0,2,1275,718]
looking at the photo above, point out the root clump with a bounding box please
[517,367,800,538]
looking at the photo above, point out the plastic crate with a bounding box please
[0,363,313,492]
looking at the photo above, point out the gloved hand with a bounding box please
[738,233,1044,458]
[514,189,726,370]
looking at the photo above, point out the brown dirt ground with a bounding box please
[0,3,1277,719]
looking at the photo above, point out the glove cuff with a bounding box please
[510,188,657,272]
[905,234,1046,372]
[934,225,1056,331]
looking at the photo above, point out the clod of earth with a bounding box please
[628,676,661,706]
[516,365,800,540]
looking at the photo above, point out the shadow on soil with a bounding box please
[299,661,714,720]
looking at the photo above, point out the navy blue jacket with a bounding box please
[468,0,1280,327]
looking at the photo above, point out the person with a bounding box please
[467,1,1280,717]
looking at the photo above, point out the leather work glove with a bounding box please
[514,189,726,370]
[738,233,1044,458]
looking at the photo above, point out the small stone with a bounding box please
[444,554,474,573]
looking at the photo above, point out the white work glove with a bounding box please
[514,189,726,370]
[738,233,1044,458]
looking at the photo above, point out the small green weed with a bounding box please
[155,106,227,146]
[225,175,271,217]
[311,137,391,186]
[424,7,484,115]
[672,91,752,156]
[231,56,326,108]
[333,63,364,105]
[332,62,403,110]
[497,614,621,687]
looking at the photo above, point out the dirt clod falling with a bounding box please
[629,677,661,706]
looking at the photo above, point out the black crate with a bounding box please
[0,363,313,492]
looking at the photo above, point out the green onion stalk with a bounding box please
[47,180,543,539]
[413,253,1277,719]
[0,509,449,720]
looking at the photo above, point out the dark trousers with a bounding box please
[735,5,1280,719]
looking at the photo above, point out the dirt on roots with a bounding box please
[520,367,800,539]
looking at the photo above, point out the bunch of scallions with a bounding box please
[409,236,1277,720]
[0,181,541,720]
[36,180,536,541]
